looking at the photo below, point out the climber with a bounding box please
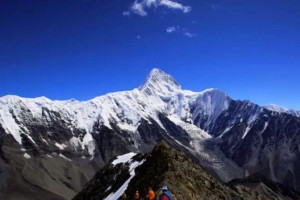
[158,185,173,200]
[133,191,140,200]
[146,187,155,200]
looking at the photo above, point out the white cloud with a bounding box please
[145,0,157,7]
[183,32,195,38]
[166,26,177,33]
[127,0,191,16]
[131,1,148,16]
[159,0,191,13]
[166,26,196,38]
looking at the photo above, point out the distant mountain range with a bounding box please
[1,68,300,199]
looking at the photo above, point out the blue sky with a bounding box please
[1,0,300,109]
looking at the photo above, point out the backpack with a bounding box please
[161,193,170,200]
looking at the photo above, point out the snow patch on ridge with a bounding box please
[242,126,251,139]
[105,159,145,200]
[59,153,71,162]
[112,152,137,166]
[55,143,66,150]
[24,153,31,159]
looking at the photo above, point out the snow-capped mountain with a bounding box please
[1,68,300,199]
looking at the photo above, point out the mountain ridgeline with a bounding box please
[74,141,300,200]
[73,141,242,200]
[0,68,300,199]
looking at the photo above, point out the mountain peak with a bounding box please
[139,68,181,96]
[149,68,164,76]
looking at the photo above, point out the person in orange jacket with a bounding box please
[147,187,155,200]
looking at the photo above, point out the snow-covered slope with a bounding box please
[264,104,300,117]
[0,68,233,159]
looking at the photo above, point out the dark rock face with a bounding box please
[0,124,7,161]
[193,99,300,192]
[158,114,192,147]
[137,118,165,150]
[91,122,135,163]
[73,159,132,200]
[228,174,300,200]
[0,107,103,199]
[210,100,261,137]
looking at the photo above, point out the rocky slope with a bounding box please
[74,142,300,200]
[1,68,300,199]
[228,174,300,200]
[73,141,241,200]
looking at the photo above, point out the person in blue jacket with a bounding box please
[158,185,173,200]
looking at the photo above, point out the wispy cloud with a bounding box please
[183,32,195,38]
[125,0,191,17]
[166,26,196,38]
[160,0,191,13]
[131,1,148,16]
[123,11,130,16]
[166,26,177,33]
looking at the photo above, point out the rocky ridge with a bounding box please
[74,142,300,200]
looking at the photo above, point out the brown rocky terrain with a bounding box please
[74,141,300,200]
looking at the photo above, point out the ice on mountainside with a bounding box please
[193,88,231,123]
